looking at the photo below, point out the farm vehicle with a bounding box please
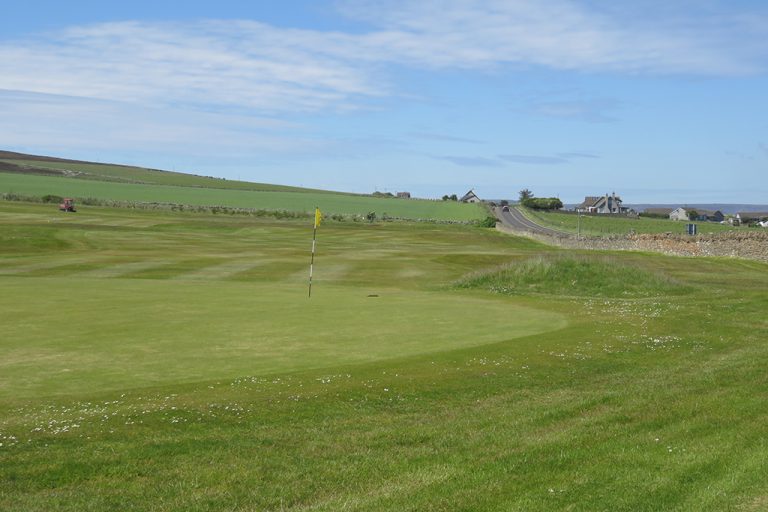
[59,198,76,212]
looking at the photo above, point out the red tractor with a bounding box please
[59,198,76,212]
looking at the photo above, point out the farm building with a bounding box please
[694,209,725,222]
[736,211,768,223]
[396,192,411,199]
[669,207,689,221]
[670,208,725,222]
[459,190,481,203]
[576,192,628,214]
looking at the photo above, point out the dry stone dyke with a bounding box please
[498,224,768,263]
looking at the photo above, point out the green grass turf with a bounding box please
[0,173,484,221]
[1,201,768,510]
[0,279,563,400]
[521,207,742,236]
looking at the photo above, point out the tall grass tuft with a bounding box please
[456,254,693,298]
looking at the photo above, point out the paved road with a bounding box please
[495,206,570,237]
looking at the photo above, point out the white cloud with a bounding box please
[0,90,326,157]
[0,1,766,117]
[337,0,768,74]
[0,21,387,113]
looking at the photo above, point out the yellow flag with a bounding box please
[314,207,322,228]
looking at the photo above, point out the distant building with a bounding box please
[396,192,411,199]
[669,207,689,221]
[736,211,768,223]
[576,192,628,214]
[459,190,481,203]
[671,207,725,222]
[694,209,725,223]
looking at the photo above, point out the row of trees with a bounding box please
[518,189,563,210]
[520,197,564,210]
[438,189,562,210]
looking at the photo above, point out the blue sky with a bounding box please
[2,0,767,203]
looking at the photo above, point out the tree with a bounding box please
[519,189,534,202]
[521,197,563,210]
[687,210,699,221]
[450,194,458,201]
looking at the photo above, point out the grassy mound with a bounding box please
[457,255,692,297]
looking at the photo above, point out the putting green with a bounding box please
[0,277,566,400]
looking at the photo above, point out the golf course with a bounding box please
[4,0,767,507]
[1,195,767,510]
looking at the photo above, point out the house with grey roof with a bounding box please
[695,209,725,222]
[459,190,481,203]
[576,192,628,214]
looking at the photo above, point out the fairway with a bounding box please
[0,201,553,402]
[2,201,768,511]
[0,278,563,400]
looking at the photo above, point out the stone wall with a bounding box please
[498,224,768,263]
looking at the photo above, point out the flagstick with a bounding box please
[308,223,317,298]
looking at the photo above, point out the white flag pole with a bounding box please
[308,208,319,298]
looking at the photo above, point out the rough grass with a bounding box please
[1,201,768,511]
[456,255,693,297]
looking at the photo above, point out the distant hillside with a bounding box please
[0,150,345,195]
[0,151,486,222]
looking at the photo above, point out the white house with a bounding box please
[459,190,481,203]
[576,192,628,214]
[669,207,689,221]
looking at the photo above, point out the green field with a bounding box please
[0,153,337,193]
[0,173,484,221]
[521,207,742,236]
[2,201,768,510]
